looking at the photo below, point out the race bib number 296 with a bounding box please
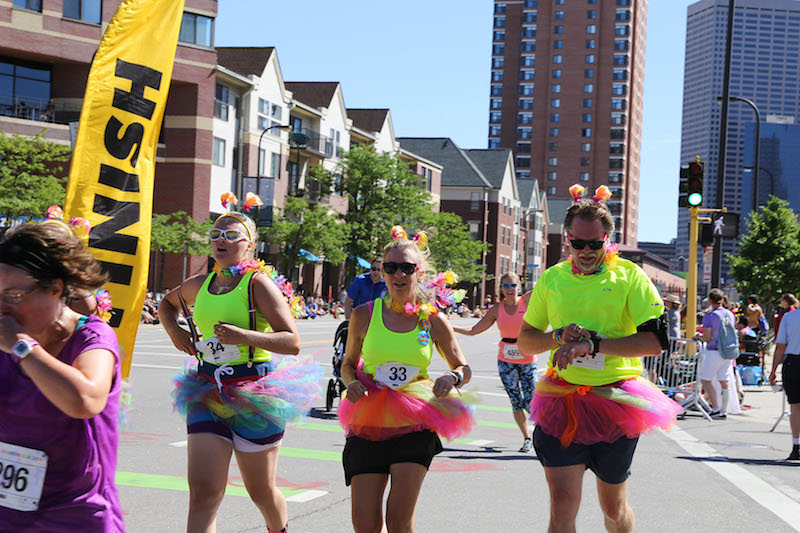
[0,441,48,512]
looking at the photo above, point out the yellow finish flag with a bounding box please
[65,0,186,378]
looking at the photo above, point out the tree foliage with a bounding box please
[151,211,212,255]
[262,196,348,276]
[0,131,71,220]
[728,196,800,313]
[314,146,486,280]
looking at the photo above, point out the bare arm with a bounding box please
[159,275,206,355]
[770,343,787,386]
[431,313,472,397]
[518,320,560,355]
[213,274,301,355]
[453,305,498,336]
[551,332,663,370]
[341,304,369,402]
[344,298,354,319]
[696,326,712,343]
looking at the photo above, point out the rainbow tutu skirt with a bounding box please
[530,368,683,448]
[337,361,476,442]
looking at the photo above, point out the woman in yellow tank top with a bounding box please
[159,195,321,533]
[339,226,474,533]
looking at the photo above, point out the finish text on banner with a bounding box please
[64,0,186,378]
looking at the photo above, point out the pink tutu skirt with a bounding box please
[337,361,476,442]
[530,368,682,448]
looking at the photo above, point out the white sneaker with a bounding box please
[519,438,533,453]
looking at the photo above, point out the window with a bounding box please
[257,116,269,130]
[179,12,213,46]
[271,105,282,120]
[489,139,501,149]
[613,69,628,80]
[491,85,503,96]
[617,0,631,5]
[613,54,628,66]
[582,128,592,137]
[549,128,559,137]
[582,113,592,122]
[547,186,557,195]
[583,83,594,93]
[516,157,531,168]
[553,55,562,64]
[580,172,590,182]
[584,68,594,78]
[521,55,536,67]
[553,40,563,49]
[492,57,504,68]
[495,3,507,13]
[616,8,631,21]
[611,113,626,125]
[580,157,590,167]
[555,11,565,19]
[554,25,564,34]
[551,98,560,108]
[555,0,564,4]
[610,143,625,155]
[493,44,505,55]
[519,70,535,81]
[587,24,596,34]
[609,173,623,183]
[518,98,533,110]
[523,0,537,7]
[517,127,532,139]
[214,83,229,120]
[517,142,532,153]
[611,98,627,110]
[517,112,533,124]
[611,129,625,139]
[609,159,624,169]
[550,113,560,122]
[489,125,501,136]
[494,16,506,27]
[587,9,596,19]
[615,24,630,36]
[585,54,595,64]
[583,98,592,107]
[548,142,558,152]
[494,30,506,41]
[552,84,561,93]
[258,148,266,175]
[581,143,591,152]
[519,84,534,95]
[614,39,629,51]
[521,41,536,52]
[13,0,42,11]
[612,84,627,96]
[552,69,562,79]
[547,171,557,181]
[491,98,503,109]
[492,71,504,82]
[258,98,270,115]
[548,157,558,166]
[63,0,101,23]
[490,111,502,123]
[212,137,225,166]
[468,221,481,240]
[470,192,481,211]
[0,58,51,117]
[523,12,537,23]
[586,39,596,49]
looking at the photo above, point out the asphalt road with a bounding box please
[118,316,800,532]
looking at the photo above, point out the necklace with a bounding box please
[383,295,438,346]
[569,243,619,276]
[213,259,268,278]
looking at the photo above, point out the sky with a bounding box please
[216,0,698,244]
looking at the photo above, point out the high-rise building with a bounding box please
[742,117,800,216]
[489,0,647,245]
[678,0,800,282]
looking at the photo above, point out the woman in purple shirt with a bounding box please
[0,223,123,532]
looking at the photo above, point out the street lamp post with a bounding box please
[718,95,761,213]
[743,165,774,206]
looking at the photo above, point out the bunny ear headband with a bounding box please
[43,205,91,237]
[216,192,264,241]
[568,184,612,205]
[391,225,428,249]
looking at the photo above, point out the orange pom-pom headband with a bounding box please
[391,225,428,249]
[43,205,91,237]
[569,185,613,205]
[215,192,261,241]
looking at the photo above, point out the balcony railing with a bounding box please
[0,95,81,125]
[291,127,336,158]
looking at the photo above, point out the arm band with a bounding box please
[636,312,670,350]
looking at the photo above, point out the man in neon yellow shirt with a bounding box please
[519,187,679,533]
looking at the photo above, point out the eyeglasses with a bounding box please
[501,283,517,289]
[370,266,381,271]
[209,228,249,243]
[568,235,606,251]
[382,262,418,275]
[1,287,37,304]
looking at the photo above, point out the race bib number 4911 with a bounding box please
[0,442,48,512]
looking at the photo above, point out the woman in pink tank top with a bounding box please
[454,272,539,452]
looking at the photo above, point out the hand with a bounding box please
[213,322,248,345]
[345,380,367,402]
[769,372,777,387]
[433,373,456,398]
[0,315,24,353]
[561,323,596,344]
[166,326,197,356]
[553,340,591,370]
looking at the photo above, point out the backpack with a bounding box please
[758,315,769,332]
[715,309,740,360]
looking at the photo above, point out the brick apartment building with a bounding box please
[1,0,218,290]
[489,0,647,245]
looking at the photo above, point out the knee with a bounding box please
[549,487,581,517]
[189,481,226,510]
[353,516,384,533]
[385,513,413,533]
[600,497,629,522]
[248,483,283,508]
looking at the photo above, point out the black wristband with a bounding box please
[589,335,601,355]
[449,370,463,387]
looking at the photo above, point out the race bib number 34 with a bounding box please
[195,336,241,364]
[0,441,48,512]
[375,362,420,389]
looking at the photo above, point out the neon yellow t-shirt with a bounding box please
[524,258,664,386]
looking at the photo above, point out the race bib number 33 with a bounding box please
[375,362,420,389]
[0,442,48,512]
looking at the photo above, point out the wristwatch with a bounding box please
[11,338,40,359]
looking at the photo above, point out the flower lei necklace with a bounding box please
[569,242,619,276]
[383,295,438,346]
[213,259,268,278]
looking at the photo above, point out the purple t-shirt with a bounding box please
[702,307,735,351]
[0,316,123,532]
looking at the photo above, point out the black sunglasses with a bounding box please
[383,262,418,275]
[570,238,605,251]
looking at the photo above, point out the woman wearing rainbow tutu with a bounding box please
[518,185,681,533]
[159,193,321,533]
[338,226,474,533]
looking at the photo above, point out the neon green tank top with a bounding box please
[362,300,434,378]
[194,271,273,364]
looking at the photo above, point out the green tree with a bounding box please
[413,210,489,283]
[0,131,71,220]
[262,196,348,277]
[728,196,800,319]
[151,211,212,288]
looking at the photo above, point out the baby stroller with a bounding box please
[326,320,349,412]
[737,331,769,385]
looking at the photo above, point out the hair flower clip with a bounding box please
[243,192,263,212]
[391,225,408,240]
[569,184,586,203]
[412,231,428,248]
[46,205,64,220]
[221,192,239,210]
[593,185,612,204]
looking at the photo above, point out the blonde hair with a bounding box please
[383,237,435,305]
[498,271,520,301]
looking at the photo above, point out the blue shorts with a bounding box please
[187,403,285,452]
[497,359,539,412]
[533,426,639,485]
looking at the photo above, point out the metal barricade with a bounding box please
[643,337,712,421]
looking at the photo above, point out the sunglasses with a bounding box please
[370,266,381,271]
[382,262,418,275]
[501,283,517,289]
[569,235,606,251]
[1,286,37,304]
[209,228,249,243]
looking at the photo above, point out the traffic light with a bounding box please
[678,165,689,207]
[687,160,704,206]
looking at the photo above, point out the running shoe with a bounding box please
[519,438,533,453]
[710,410,727,420]
[787,446,800,461]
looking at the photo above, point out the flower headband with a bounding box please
[215,192,263,241]
[43,205,91,237]
[568,184,612,205]
[391,225,429,249]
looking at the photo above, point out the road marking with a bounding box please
[132,351,186,357]
[662,426,800,532]
[475,404,510,412]
[169,440,187,447]
[131,363,182,370]
[279,446,341,462]
[286,489,328,502]
[465,439,495,447]
[116,471,311,499]
[301,339,334,345]
[478,391,508,397]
